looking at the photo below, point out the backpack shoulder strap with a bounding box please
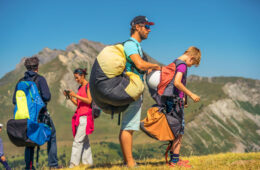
[78,85,82,90]
[173,59,187,77]
[172,59,188,98]
[85,83,89,94]
[123,39,145,60]
[32,74,39,82]
[174,59,186,67]
[123,39,147,75]
[31,74,41,93]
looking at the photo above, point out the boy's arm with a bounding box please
[174,72,200,102]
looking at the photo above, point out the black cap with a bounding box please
[130,16,154,26]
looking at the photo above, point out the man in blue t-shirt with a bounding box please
[0,123,11,170]
[119,15,161,168]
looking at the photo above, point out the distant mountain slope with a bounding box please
[0,39,259,159]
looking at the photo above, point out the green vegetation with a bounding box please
[238,101,260,116]
[65,152,260,170]
[185,80,227,123]
[5,141,169,168]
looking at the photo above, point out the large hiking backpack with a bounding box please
[140,59,187,163]
[89,40,146,115]
[7,75,52,147]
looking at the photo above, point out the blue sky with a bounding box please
[0,0,260,79]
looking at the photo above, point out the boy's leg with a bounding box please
[47,117,59,167]
[169,135,190,167]
[171,135,183,154]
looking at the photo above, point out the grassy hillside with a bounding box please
[64,152,260,170]
[5,146,260,170]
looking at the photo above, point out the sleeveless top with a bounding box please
[76,84,91,115]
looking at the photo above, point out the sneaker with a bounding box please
[179,159,189,164]
[69,163,76,168]
[169,160,192,168]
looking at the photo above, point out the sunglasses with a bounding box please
[144,25,150,30]
[139,24,151,30]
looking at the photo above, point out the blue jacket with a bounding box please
[12,71,51,105]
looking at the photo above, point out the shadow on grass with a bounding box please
[88,160,166,169]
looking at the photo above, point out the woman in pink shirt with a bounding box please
[63,68,94,168]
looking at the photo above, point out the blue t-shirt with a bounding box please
[124,37,145,81]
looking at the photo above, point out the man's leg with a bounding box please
[119,97,142,167]
[119,131,126,163]
[119,130,134,167]
[47,117,59,167]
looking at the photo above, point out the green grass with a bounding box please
[61,152,260,170]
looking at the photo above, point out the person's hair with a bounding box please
[130,25,136,35]
[24,56,39,71]
[73,68,87,77]
[184,46,201,66]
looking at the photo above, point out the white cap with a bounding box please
[0,123,3,127]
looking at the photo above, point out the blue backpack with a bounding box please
[7,75,52,147]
